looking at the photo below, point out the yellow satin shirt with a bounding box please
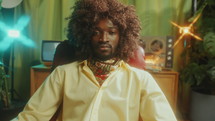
[16,60,177,121]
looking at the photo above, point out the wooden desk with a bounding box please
[31,65,178,111]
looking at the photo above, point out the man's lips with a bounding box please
[98,44,111,50]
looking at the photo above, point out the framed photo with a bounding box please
[140,36,174,71]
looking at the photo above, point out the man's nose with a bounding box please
[100,32,109,42]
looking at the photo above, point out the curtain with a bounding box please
[13,0,192,118]
[13,0,78,100]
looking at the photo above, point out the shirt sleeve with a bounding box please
[139,72,177,121]
[17,67,64,121]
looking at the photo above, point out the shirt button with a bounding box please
[91,116,96,121]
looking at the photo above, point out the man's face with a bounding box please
[91,18,119,61]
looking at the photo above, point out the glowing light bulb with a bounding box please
[7,30,20,38]
[183,27,190,34]
[0,15,35,51]
[171,14,202,48]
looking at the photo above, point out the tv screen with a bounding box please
[41,40,61,62]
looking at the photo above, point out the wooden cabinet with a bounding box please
[30,65,51,96]
[149,70,178,111]
[31,65,178,111]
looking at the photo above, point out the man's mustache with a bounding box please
[96,42,112,48]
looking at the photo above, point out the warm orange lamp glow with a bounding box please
[171,14,202,48]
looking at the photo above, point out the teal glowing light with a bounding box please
[8,30,20,38]
[0,15,35,51]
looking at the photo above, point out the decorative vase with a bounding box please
[190,90,215,121]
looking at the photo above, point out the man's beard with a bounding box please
[93,50,115,61]
[91,42,116,61]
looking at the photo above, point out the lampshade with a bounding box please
[1,0,22,8]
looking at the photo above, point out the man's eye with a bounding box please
[93,31,100,35]
[109,31,116,35]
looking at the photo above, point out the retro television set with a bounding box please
[41,40,61,66]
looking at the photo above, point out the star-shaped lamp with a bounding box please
[0,15,35,51]
[171,14,202,48]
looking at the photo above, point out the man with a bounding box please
[15,0,177,120]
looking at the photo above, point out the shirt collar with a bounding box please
[79,59,129,70]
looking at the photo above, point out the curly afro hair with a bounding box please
[67,0,141,61]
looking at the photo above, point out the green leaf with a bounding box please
[203,32,215,57]
[207,0,215,6]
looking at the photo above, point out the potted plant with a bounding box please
[0,59,10,108]
[180,30,215,121]
[180,32,215,94]
[0,2,11,109]
[179,0,215,120]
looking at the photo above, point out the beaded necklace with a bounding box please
[87,58,120,86]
